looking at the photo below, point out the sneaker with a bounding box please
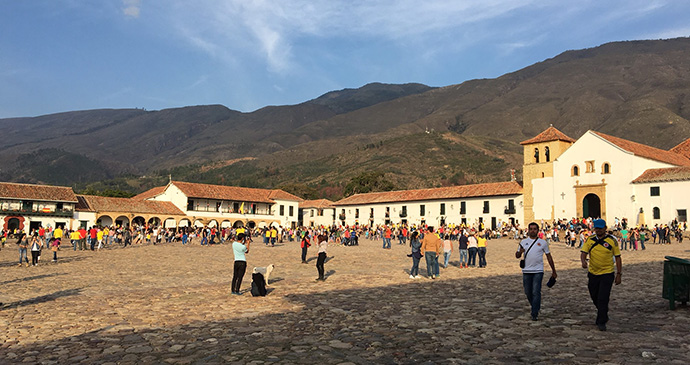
[531,316,538,321]
[431,275,436,280]
[415,275,421,279]
[409,275,415,279]
[597,323,606,331]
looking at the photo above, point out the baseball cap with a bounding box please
[593,219,606,228]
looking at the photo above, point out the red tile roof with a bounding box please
[132,186,167,200]
[300,199,335,209]
[670,138,690,160]
[171,181,301,203]
[334,181,522,206]
[0,182,77,202]
[520,126,576,145]
[632,166,690,184]
[77,195,185,216]
[592,131,690,167]
[268,189,303,202]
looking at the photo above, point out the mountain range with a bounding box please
[2,37,690,200]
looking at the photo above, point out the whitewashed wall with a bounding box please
[552,132,674,220]
[335,195,523,228]
[633,181,690,225]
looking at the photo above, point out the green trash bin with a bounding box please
[662,256,690,310]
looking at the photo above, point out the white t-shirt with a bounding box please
[519,238,550,273]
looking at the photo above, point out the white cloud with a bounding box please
[160,0,541,75]
[123,0,141,18]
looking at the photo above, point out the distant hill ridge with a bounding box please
[2,37,690,199]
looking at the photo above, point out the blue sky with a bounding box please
[1,0,689,118]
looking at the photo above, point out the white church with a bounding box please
[522,126,690,226]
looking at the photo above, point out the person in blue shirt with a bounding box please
[231,233,249,295]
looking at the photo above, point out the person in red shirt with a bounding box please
[89,227,98,251]
[78,227,87,251]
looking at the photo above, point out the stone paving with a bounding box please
[1,236,689,364]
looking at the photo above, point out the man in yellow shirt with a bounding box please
[70,230,80,251]
[53,226,63,244]
[580,219,622,331]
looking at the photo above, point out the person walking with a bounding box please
[442,234,453,268]
[516,222,557,321]
[17,233,29,267]
[421,227,442,279]
[408,231,422,279]
[231,233,249,295]
[300,232,311,263]
[580,219,622,331]
[30,233,42,266]
[50,237,60,262]
[315,234,328,281]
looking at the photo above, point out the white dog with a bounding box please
[252,264,275,287]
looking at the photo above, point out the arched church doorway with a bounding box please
[583,193,601,218]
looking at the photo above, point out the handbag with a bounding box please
[519,238,539,269]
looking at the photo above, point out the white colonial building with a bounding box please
[299,199,336,227]
[136,181,302,229]
[523,126,690,225]
[0,182,78,232]
[333,181,523,229]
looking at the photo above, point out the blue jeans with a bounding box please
[410,255,420,276]
[19,247,28,264]
[201,236,208,245]
[383,238,391,249]
[425,252,438,277]
[468,247,478,266]
[71,239,77,251]
[523,272,544,318]
[459,249,468,266]
[478,247,487,267]
[443,251,451,267]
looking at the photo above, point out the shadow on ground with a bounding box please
[1,262,688,364]
[1,288,84,310]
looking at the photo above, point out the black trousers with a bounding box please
[588,272,615,325]
[301,246,308,262]
[232,261,247,293]
[31,251,39,265]
[316,252,326,279]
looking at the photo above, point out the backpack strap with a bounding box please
[588,235,614,253]
[523,238,539,259]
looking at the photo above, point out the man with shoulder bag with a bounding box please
[580,219,622,331]
[516,222,557,321]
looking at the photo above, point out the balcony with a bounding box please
[338,214,346,221]
[0,208,74,218]
[504,208,516,215]
[399,211,407,218]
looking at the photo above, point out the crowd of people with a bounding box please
[2,215,685,269]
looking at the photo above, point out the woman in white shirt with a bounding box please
[315,234,328,281]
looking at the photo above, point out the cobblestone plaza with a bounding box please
[1,238,689,364]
